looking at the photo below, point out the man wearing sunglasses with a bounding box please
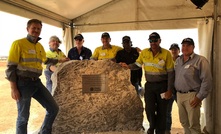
[120,32,174,134]
[68,34,92,60]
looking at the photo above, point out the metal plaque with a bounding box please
[82,74,108,93]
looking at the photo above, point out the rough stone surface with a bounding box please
[51,60,144,134]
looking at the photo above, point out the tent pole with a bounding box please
[212,0,218,133]
[70,21,74,48]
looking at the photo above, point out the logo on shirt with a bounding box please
[100,52,106,56]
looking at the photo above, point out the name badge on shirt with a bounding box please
[28,49,36,54]
[100,52,106,56]
[79,56,83,60]
[158,59,165,66]
[185,64,190,68]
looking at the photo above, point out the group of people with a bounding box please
[44,31,143,95]
[5,18,212,134]
[120,32,212,134]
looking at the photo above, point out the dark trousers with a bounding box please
[132,81,141,95]
[166,92,177,131]
[144,81,169,134]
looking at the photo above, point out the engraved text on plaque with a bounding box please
[82,74,108,93]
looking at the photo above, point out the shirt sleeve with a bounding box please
[7,41,20,64]
[61,51,66,57]
[5,40,21,82]
[67,49,72,59]
[135,51,144,67]
[166,51,175,91]
[115,51,121,63]
[117,46,123,52]
[40,45,47,63]
[86,49,92,60]
[196,57,212,100]
[166,51,174,72]
[90,47,99,60]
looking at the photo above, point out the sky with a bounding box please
[0,11,64,56]
[0,11,199,56]
[82,30,199,54]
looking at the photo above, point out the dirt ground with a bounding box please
[0,61,183,134]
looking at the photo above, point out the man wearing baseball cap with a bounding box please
[169,43,180,58]
[90,32,122,61]
[175,38,212,133]
[68,34,92,60]
[44,35,69,92]
[166,43,180,134]
[120,32,175,134]
[115,36,142,95]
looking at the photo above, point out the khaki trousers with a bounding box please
[177,92,202,134]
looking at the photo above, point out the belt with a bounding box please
[18,76,39,81]
[146,80,167,83]
[177,90,196,94]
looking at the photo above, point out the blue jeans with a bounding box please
[16,78,59,134]
[44,70,53,93]
[166,94,177,131]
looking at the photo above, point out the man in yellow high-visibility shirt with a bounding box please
[90,32,122,61]
[5,19,68,134]
[44,35,68,93]
[120,32,175,134]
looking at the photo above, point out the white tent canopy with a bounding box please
[0,0,216,30]
[0,0,221,133]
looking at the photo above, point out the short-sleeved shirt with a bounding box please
[91,45,122,60]
[116,47,142,84]
[174,53,212,100]
[68,46,92,60]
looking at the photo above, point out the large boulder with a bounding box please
[51,60,144,134]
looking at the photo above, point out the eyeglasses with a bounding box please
[149,39,158,43]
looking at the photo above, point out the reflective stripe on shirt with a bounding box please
[144,62,164,70]
[20,57,43,63]
[5,38,46,81]
[17,64,42,74]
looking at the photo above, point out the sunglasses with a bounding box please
[149,39,158,43]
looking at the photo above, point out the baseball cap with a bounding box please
[169,43,180,50]
[101,32,110,38]
[148,32,161,40]
[49,35,61,43]
[181,38,194,46]
[74,34,84,40]
[122,36,131,43]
